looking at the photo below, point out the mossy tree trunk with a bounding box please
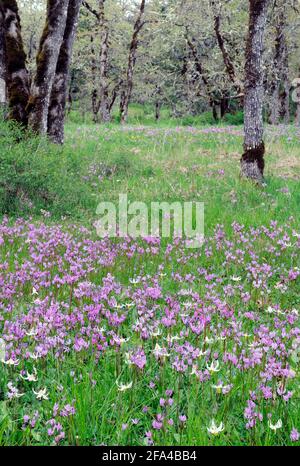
[0,4,6,110]
[1,0,30,125]
[241,0,269,184]
[27,0,70,134]
[47,0,82,144]
[120,0,146,124]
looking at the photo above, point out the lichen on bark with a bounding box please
[47,0,82,144]
[0,4,7,109]
[27,0,70,134]
[1,0,30,125]
[241,0,269,184]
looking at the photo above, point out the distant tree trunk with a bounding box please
[1,0,30,125]
[47,0,82,144]
[155,101,161,121]
[66,72,75,114]
[210,0,242,97]
[212,103,218,121]
[109,79,122,113]
[90,34,99,122]
[0,4,6,110]
[241,0,269,183]
[27,0,70,134]
[98,0,110,122]
[220,95,229,118]
[280,50,290,124]
[295,71,300,126]
[296,100,300,127]
[270,5,289,125]
[185,34,219,121]
[120,0,146,124]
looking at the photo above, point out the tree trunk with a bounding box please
[66,72,75,114]
[296,102,300,127]
[27,0,70,134]
[270,34,282,124]
[120,0,145,124]
[98,0,110,122]
[1,0,30,125]
[155,101,161,121]
[0,4,6,111]
[47,0,82,144]
[270,5,289,125]
[295,70,300,126]
[220,96,229,118]
[212,103,219,121]
[186,33,220,120]
[109,79,122,113]
[241,0,269,183]
[210,0,242,96]
[280,49,290,124]
[280,79,290,124]
[90,34,99,122]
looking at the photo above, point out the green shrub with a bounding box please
[223,111,244,125]
[179,112,218,126]
[177,111,244,127]
[0,120,90,218]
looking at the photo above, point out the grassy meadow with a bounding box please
[0,112,300,446]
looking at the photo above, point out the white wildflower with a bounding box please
[20,367,38,382]
[116,381,133,392]
[33,388,49,400]
[207,419,224,436]
[269,419,282,431]
[206,360,220,373]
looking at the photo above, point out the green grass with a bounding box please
[0,117,300,446]
[64,120,300,232]
[2,115,299,229]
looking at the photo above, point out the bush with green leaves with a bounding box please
[0,120,90,218]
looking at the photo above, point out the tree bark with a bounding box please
[47,0,82,144]
[120,0,146,124]
[27,0,70,134]
[98,0,110,122]
[0,4,6,110]
[241,0,269,183]
[1,0,30,125]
